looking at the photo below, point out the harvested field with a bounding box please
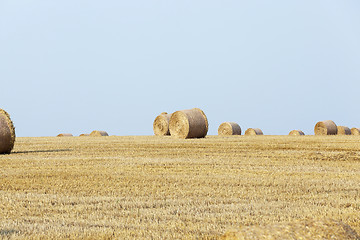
[1,135,360,239]
[221,218,359,239]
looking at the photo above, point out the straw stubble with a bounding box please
[221,218,359,240]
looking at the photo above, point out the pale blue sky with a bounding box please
[1,1,360,137]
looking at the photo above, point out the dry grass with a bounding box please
[0,135,360,239]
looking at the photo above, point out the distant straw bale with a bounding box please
[314,120,337,135]
[289,130,305,136]
[220,218,359,240]
[0,108,16,154]
[90,130,109,136]
[79,134,90,136]
[153,112,172,136]
[337,126,351,135]
[245,128,263,136]
[57,133,73,137]
[218,122,241,136]
[351,128,360,135]
[169,108,208,139]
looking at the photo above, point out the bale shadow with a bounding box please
[12,149,73,154]
[0,229,20,236]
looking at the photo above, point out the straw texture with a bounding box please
[169,108,208,139]
[57,133,73,137]
[337,126,351,135]
[245,128,263,136]
[90,130,109,136]
[288,130,305,136]
[218,122,241,136]
[153,112,172,136]
[0,108,16,154]
[351,128,360,135]
[314,120,337,135]
[221,218,359,240]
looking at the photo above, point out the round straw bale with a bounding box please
[220,218,359,240]
[314,120,337,135]
[90,130,109,136]
[289,130,305,136]
[79,133,90,137]
[153,112,172,136]
[351,128,360,135]
[218,122,241,136]
[169,108,208,139]
[337,126,351,135]
[0,108,16,154]
[57,133,73,137]
[245,128,263,136]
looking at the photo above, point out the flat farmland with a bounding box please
[0,135,359,239]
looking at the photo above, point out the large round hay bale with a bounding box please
[351,128,360,135]
[90,130,109,136]
[79,133,90,137]
[220,218,359,240]
[0,108,16,154]
[289,130,305,136]
[169,108,208,139]
[153,112,172,136]
[57,133,73,137]
[337,126,351,135]
[218,122,241,136]
[314,120,337,135]
[245,128,263,136]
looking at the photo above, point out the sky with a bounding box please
[1,0,360,137]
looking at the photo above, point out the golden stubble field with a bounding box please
[0,135,359,239]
